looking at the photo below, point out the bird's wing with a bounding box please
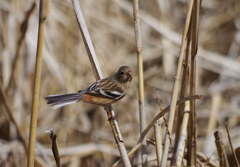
[81,78,125,99]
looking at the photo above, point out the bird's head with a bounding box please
[115,66,132,83]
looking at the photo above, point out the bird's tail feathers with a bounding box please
[45,93,81,109]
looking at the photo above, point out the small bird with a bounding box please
[45,66,132,109]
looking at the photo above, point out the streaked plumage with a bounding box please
[45,66,132,109]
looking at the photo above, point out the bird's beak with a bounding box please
[126,70,132,77]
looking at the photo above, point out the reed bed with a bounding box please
[0,0,240,166]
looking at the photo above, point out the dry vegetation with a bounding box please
[0,0,240,167]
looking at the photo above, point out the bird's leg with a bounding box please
[104,105,123,143]
[104,106,117,120]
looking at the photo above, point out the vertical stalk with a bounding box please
[174,101,190,166]
[160,1,194,166]
[49,130,60,167]
[172,37,190,166]
[27,0,50,166]
[133,0,147,166]
[154,120,162,166]
[214,130,230,167]
[188,1,200,166]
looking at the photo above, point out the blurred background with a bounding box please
[0,0,240,166]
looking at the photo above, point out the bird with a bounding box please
[45,66,132,109]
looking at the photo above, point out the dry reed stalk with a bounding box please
[197,151,219,167]
[174,101,190,166]
[154,120,162,166]
[2,0,239,166]
[153,91,163,166]
[172,39,190,165]
[225,122,240,167]
[143,96,200,143]
[160,0,195,166]
[27,0,51,166]
[132,0,147,166]
[214,130,230,167]
[71,0,102,80]
[113,95,202,166]
[112,143,142,167]
[187,0,201,166]
[71,0,131,166]
[47,129,60,167]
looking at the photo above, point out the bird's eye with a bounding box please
[121,71,124,75]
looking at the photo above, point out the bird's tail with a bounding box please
[45,93,81,109]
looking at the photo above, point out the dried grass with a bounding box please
[0,0,240,166]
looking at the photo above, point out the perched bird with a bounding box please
[45,66,132,109]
